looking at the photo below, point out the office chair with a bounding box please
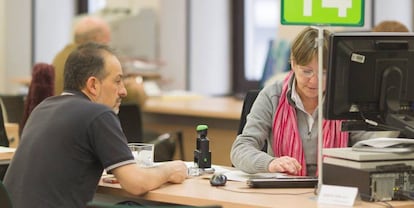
[0,94,25,124]
[117,103,144,143]
[0,180,13,208]
[237,90,260,135]
[0,107,10,181]
[237,89,267,152]
[0,106,9,147]
[118,103,184,161]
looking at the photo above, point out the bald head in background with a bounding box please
[372,20,409,32]
[52,16,112,95]
[73,16,111,44]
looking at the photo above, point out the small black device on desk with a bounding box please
[194,125,211,169]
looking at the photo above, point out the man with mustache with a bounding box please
[4,42,187,208]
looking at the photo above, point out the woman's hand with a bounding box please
[268,156,302,175]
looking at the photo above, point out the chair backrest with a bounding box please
[152,133,176,162]
[0,180,13,208]
[118,103,180,161]
[237,89,267,152]
[118,103,143,143]
[0,105,9,147]
[0,94,25,124]
[237,90,260,135]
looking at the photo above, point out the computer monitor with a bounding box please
[324,32,414,137]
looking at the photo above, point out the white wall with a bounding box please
[189,0,231,95]
[2,0,32,94]
[159,0,187,91]
[34,0,75,63]
[374,0,412,31]
[106,0,160,14]
[0,0,5,93]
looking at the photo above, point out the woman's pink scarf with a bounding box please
[272,72,348,176]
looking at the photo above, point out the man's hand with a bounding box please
[162,160,188,183]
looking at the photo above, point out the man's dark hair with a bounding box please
[63,42,116,91]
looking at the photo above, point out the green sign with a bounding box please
[281,0,364,26]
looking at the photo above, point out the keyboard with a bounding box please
[246,176,318,188]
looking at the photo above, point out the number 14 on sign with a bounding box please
[304,0,352,17]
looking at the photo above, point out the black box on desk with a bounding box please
[322,148,414,202]
[323,163,414,201]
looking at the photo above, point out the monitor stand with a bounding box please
[386,113,414,138]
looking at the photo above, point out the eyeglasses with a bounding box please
[297,67,327,78]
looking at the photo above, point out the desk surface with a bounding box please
[5,123,19,148]
[0,150,14,165]
[141,96,243,165]
[97,175,414,208]
[143,96,243,120]
[0,152,13,161]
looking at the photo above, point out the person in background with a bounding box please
[20,63,55,134]
[230,27,397,176]
[4,42,187,208]
[52,15,147,107]
[122,74,148,107]
[372,20,409,32]
[52,16,111,96]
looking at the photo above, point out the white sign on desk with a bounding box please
[317,184,358,206]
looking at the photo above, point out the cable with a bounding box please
[215,186,314,196]
[366,120,402,131]
[359,192,395,208]
[360,112,403,131]
[395,190,414,201]
[378,201,394,208]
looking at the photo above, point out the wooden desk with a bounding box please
[0,151,13,165]
[0,124,18,179]
[142,96,243,166]
[0,142,15,180]
[97,175,414,208]
[5,123,19,148]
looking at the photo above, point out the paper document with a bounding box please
[352,138,414,153]
[0,146,16,153]
[324,147,414,161]
[184,161,286,182]
[222,170,286,182]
